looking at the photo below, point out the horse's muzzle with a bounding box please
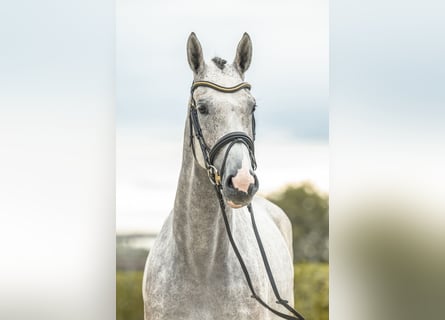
[222,171,259,208]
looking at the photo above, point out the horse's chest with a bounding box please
[144,211,292,320]
[149,265,269,320]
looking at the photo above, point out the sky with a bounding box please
[116,0,329,233]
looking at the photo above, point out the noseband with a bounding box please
[188,80,304,320]
[189,81,256,185]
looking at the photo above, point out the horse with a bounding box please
[143,33,296,320]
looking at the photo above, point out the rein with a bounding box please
[189,81,304,320]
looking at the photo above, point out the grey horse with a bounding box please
[143,33,295,320]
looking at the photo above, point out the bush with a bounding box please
[267,182,329,263]
[294,263,329,320]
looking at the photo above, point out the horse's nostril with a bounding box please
[227,176,235,189]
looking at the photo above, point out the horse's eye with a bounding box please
[252,104,257,113]
[197,104,208,115]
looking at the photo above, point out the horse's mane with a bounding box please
[211,57,227,70]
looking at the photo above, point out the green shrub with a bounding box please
[294,263,329,320]
[267,183,329,263]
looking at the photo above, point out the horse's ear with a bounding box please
[234,33,253,75]
[187,32,205,74]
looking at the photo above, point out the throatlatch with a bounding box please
[189,80,305,320]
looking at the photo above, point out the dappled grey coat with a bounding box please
[143,33,294,320]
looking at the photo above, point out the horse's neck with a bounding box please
[173,117,232,276]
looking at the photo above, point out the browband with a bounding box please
[191,81,251,95]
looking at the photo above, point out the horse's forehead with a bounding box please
[201,62,243,86]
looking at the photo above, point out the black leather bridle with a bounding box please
[189,80,304,320]
[189,81,257,185]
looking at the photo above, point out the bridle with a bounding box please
[189,81,256,186]
[188,80,305,320]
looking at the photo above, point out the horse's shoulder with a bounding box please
[253,196,293,256]
[253,195,291,230]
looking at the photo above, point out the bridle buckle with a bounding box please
[207,165,221,186]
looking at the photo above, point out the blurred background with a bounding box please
[2,1,444,320]
[116,0,328,319]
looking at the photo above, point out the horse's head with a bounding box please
[187,32,259,208]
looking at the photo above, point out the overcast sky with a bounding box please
[116,0,329,233]
[117,0,328,141]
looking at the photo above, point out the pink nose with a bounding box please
[231,165,255,193]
